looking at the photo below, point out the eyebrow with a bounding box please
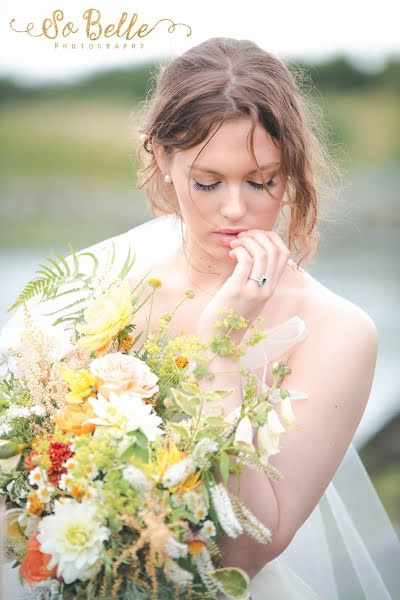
[187,162,280,176]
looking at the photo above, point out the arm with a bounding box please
[196,352,283,574]
[197,303,378,575]
[266,302,379,553]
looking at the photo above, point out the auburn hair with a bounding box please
[134,37,342,269]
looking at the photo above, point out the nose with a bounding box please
[220,187,247,222]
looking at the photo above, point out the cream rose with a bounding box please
[89,352,159,400]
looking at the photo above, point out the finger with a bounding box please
[237,230,288,282]
[230,235,277,288]
[228,246,254,288]
[263,231,291,276]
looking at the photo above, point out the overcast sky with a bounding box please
[1,0,399,85]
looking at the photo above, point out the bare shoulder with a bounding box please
[299,268,378,349]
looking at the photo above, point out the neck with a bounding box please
[173,233,237,297]
[171,229,302,300]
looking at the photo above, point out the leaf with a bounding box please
[117,245,136,281]
[180,381,201,395]
[6,247,86,311]
[119,441,149,463]
[211,567,250,600]
[170,388,200,418]
[8,475,29,503]
[219,452,230,486]
[0,441,20,459]
[203,388,234,403]
[77,251,99,278]
[135,429,148,449]
[168,422,190,440]
[0,471,16,488]
[170,507,198,524]
[204,416,225,427]
[67,242,79,273]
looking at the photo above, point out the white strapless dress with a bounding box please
[2,214,400,598]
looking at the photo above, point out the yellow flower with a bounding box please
[76,280,134,356]
[59,364,95,404]
[147,278,162,288]
[170,470,202,495]
[154,441,185,476]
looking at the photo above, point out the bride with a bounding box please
[2,37,400,599]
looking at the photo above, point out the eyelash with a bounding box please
[192,179,277,192]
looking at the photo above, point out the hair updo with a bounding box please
[134,37,341,269]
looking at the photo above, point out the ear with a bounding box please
[152,140,170,177]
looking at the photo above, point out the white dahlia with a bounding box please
[37,499,109,584]
[86,391,164,441]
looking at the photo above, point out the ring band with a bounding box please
[248,276,268,287]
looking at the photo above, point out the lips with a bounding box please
[212,231,242,247]
[216,228,248,234]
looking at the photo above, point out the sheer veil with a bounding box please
[1,213,400,599]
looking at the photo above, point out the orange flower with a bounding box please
[26,492,45,517]
[71,484,85,501]
[53,401,96,436]
[20,532,57,584]
[175,355,189,369]
[119,334,135,352]
[187,537,206,555]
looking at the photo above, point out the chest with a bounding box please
[129,287,292,389]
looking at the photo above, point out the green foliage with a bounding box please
[219,451,230,486]
[212,567,250,600]
[7,241,136,327]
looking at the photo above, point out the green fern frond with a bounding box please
[45,256,66,277]
[36,265,58,279]
[7,241,139,330]
[7,280,48,311]
[76,251,99,278]
[42,295,91,318]
[117,245,136,281]
[6,247,91,312]
[52,313,85,327]
[67,242,80,273]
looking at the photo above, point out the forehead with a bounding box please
[176,117,280,172]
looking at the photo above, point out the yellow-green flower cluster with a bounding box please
[72,430,117,472]
[146,333,208,386]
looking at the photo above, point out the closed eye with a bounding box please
[192,179,277,192]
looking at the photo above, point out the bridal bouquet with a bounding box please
[0,245,300,600]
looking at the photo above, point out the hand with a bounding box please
[197,229,290,345]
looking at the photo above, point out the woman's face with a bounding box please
[158,116,285,262]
